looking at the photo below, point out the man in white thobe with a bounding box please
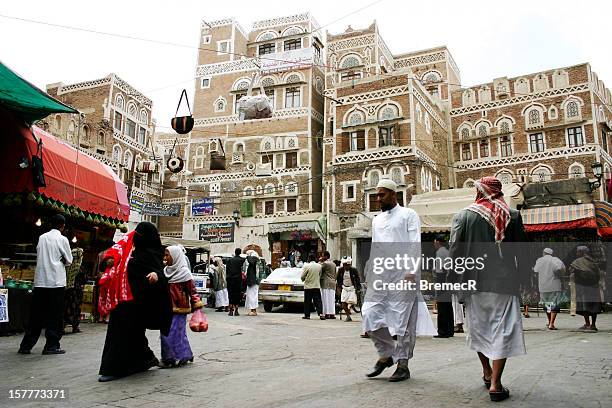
[533,248,565,330]
[362,178,425,382]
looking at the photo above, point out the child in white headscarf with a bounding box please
[159,245,203,368]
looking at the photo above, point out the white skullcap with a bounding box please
[376,177,397,192]
[577,246,589,253]
[543,248,553,255]
[341,256,352,265]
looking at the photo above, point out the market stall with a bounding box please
[0,61,129,333]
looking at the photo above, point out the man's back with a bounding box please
[226,256,244,281]
[321,261,337,289]
[302,262,322,289]
[35,229,72,288]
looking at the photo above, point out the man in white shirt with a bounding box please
[533,248,566,330]
[363,178,427,382]
[19,214,73,355]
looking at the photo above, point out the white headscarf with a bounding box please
[164,245,193,283]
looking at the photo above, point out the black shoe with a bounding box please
[360,332,370,339]
[490,386,510,402]
[215,308,224,312]
[228,309,234,316]
[234,309,240,316]
[433,334,452,338]
[302,316,310,319]
[366,357,394,378]
[98,375,119,382]
[388,360,410,382]
[17,348,31,355]
[319,315,326,320]
[42,348,66,355]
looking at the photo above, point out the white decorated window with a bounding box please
[499,120,511,134]
[566,100,580,119]
[214,97,227,113]
[194,146,205,169]
[531,166,553,182]
[496,171,514,185]
[368,169,381,188]
[569,163,585,178]
[286,74,301,84]
[123,150,133,168]
[379,105,399,121]
[390,167,403,185]
[112,145,122,161]
[341,55,361,69]
[347,111,365,126]
[127,103,137,118]
[478,124,488,137]
[460,127,470,140]
[527,109,542,125]
[201,77,211,89]
[424,113,431,134]
[115,94,125,110]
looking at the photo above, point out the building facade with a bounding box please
[322,23,460,260]
[450,64,612,198]
[43,74,163,229]
[171,13,326,264]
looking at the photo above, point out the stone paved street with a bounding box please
[1,308,611,408]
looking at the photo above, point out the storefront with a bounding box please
[0,62,129,332]
[267,215,326,268]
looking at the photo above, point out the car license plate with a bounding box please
[278,285,291,291]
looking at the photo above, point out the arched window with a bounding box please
[390,167,403,185]
[261,138,273,151]
[123,150,133,168]
[261,77,275,87]
[460,127,470,140]
[112,145,122,161]
[463,179,475,188]
[264,183,275,195]
[286,182,298,195]
[194,146,205,169]
[499,121,510,134]
[127,103,137,117]
[478,124,488,137]
[528,109,541,125]
[67,121,76,142]
[256,31,277,42]
[140,110,148,124]
[235,80,250,90]
[569,163,585,178]
[55,115,62,131]
[566,101,580,118]
[98,131,105,145]
[244,186,254,196]
[415,104,422,123]
[82,125,90,142]
[531,166,553,182]
[214,97,227,112]
[378,105,399,121]
[256,185,263,195]
[115,94,125,110]
[548,106,558,120]
[347,111,364,126]
[340,55,361,69]
[423,72,441,83]
[368,169,381,188]
[209,139,219,152]
[424,113,431,134]
[496,171,514,185]
[282,26,303,36]
[285,74,301,84]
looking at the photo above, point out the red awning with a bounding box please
[521,204,597,233]
[0,109,129,221]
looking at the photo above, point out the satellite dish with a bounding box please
[167,157,184,173]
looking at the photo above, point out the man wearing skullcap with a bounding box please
[362,177,434,382]
[449,176,528,402]
[533,248,566,330]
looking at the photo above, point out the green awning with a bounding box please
[0,61,78,123]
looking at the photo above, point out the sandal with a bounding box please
[489,386,510,402]
[548,326,557,330]
[578,324,588,330]
[523,314,530,318]
[483,376,492,389]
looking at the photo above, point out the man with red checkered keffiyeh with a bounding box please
[449,176,528,403]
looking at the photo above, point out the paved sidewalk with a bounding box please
[1,308,611,407]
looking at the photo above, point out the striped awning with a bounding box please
[594,200,612,237]
[521,204,595,225]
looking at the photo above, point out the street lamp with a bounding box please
[232,209,240,226]
[589,162,603,191]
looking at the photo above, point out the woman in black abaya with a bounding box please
[98,222,172,382]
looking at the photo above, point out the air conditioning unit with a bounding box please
[255,162,272,177]
[139,160,157,173]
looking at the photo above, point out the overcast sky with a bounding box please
[1,0,611,130]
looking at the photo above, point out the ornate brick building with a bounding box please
[173,13,326,263]
[450,63,612,198]
[322,23,460,258]
[43,74,163,229]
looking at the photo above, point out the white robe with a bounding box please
[245,285,259,310]
[362,204,436,336]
